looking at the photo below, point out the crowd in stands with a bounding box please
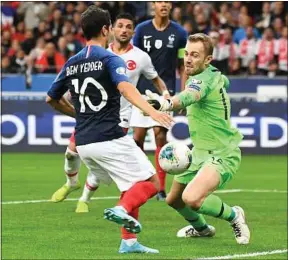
[1,1,287,77]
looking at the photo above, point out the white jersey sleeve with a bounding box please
[141,52,158,80]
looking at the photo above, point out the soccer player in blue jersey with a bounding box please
[130,2,188,200]
[46,5,172,254]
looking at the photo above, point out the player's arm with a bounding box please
[46,96,76,118]
[151,76,170,98]
[146,79,207,111]
[141,52,170,98]
[46,67,76,118]
[108,56,173,128]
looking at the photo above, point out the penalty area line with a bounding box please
[1,189,287,205]
[194,249,288,260]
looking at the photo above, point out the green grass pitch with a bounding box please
[2,153,287,259]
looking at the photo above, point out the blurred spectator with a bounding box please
[2,30,12,52]
[21,30,35,55]
[195,13,211,34]
[12,21,26,42]
[272,18,284,38]
[65,32,82,55]
[57,37,71,59]
[230,2,242,25]
[34,21,48,39]
[247,59,260,76]
[239,26,257,69]
[2,56,16,73]
[62,20,75,35]
[50,9,63,40]
[271,2,286,22]
[11,49,27,73]
[210,31,229,74]
[35,42,65,73]
[217,3,230,28]
[223,27,239,71]
[255,2,272,32]
[29,38,46,62]
[230,59,244,75]
[233,14,260,44]
[63,2,75,21]
[76,2,87,14]
[172,7,183,25]
[267,59,280,78]
[7,40,21,58]
[275,27,288,75]
[17,2,49,30]
[182,20,194,35]
[255,27,277,73]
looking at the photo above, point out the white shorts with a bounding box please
[76,135,156,192]
[129,95,173,129]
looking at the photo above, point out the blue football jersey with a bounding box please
[133,20,187,95]
[47,45,130,146]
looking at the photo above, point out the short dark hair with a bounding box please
[188,33,214,56]
[80,5,111,40]
[114,13,135,27]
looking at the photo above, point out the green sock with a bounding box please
[177,206,208,232]
[197,194,236,222]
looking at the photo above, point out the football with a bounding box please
[158,142,192,175]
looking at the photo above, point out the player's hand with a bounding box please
[145,90,173,111]
[162,90,171,100]
[150,110,174,129]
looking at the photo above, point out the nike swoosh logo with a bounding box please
[144,36,152,39]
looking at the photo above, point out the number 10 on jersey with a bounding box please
[71,77,108,113]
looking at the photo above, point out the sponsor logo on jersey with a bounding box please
[167,34,175,48]
[155,39,163,49]
[116,67,127,75]
[126,60,136,70]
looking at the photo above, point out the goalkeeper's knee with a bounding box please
[64,148,81,174]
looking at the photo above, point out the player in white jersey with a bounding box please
[51,13,169,215]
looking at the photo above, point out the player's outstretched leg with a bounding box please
[117,196,159,254]
[154,126,168,201]
[104,175,159,234]
[51,134,81,202]
[75,171,99,213]
[182,165,250,244]
[166,179,216,238]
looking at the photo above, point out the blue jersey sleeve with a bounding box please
[179,27,188,49]
[47,66,68,100]
[106,55,130,86]
[133,24,142,48]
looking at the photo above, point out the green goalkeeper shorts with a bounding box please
[174,147,241,190]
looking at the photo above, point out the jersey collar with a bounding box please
[109,43,133,54]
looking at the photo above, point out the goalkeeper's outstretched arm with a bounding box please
[146,89,201,111]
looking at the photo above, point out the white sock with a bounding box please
[64,148,81,187]
[124,238,137,246]
[79,184,97,202]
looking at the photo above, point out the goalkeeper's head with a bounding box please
[184,33,213,76]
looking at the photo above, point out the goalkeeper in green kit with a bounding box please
[146,33,250,245]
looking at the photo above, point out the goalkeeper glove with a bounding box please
[145,90,173,111]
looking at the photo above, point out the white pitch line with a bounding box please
[195,249,288,260]
[1,189,287,205]
[2,196,119,205]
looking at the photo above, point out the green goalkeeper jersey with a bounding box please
[180,65,243,151]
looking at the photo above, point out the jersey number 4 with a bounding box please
[71,77,107,113]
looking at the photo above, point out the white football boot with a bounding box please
[177,225,216,238]
[230,206,250,245]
